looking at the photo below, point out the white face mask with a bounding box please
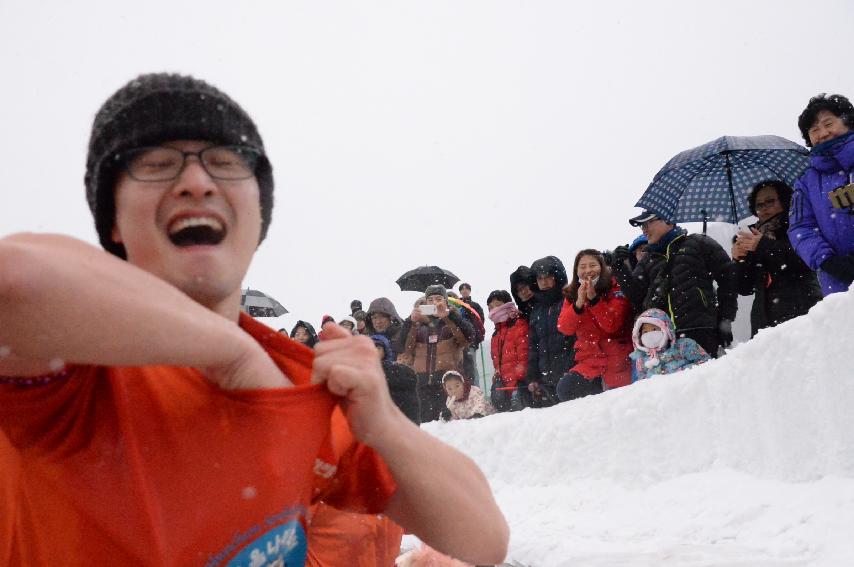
[641,329,668,349]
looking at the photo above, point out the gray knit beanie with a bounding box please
[84,73,274,258]
[424,284,448,300]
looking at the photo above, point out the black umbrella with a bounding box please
[240,288,288,317]
[395,266,460,292]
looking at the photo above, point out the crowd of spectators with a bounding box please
[284,93,854,424]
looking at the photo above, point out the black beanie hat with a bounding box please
[84,73,274,258]
[486,289,513,305]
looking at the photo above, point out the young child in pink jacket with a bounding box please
[442,371,495,420]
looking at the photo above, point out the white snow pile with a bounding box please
[423,289,854,567]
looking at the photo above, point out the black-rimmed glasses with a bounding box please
[121,145,262,182]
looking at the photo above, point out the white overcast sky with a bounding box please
[2,0,853,331]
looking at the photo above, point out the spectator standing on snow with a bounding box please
[629,308,711,382]
[789,93,854,295]
[352,309,368,335]
[628,234,649,267]
[733,180,822,337]
[556,249,633,402]
[400,285,475,422]
[526,256,575,407]
[349,299,362,316]
[441,371,495,421]
[486,290,530,412]
[458,283,486,382]
[608,234,648,317]
[338,315,359,335]
[371,334,420,425]
[449,289,485,382]
[620,210,738,357]
[458,283,485,322]
[509,265,538,318]
[291,319,319,348]
[364,297,406,357]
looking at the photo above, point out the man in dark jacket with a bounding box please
[619,210,738,357]
[456,283,485,383]
[526,256,575,407]
[364,297,406,357]
[509,265,538,319]
[371,334,420,425]
[458,283,485,322]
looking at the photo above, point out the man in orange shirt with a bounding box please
[0,73,507,566]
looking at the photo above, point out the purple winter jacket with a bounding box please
[788,131,854,295]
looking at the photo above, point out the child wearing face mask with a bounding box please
[629,308,710,382]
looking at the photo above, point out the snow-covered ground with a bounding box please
[421,289,854,566]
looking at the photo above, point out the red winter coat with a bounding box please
[557,279,633,390]
[490,316,529,388]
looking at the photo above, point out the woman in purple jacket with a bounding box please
[789,93,854,295]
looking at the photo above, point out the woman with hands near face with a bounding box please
[556,249,634,402]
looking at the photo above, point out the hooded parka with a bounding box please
[526,256,576,392]
[365,298,406,356]
[788,131,854,295]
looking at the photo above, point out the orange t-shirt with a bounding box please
[0,313,396,567]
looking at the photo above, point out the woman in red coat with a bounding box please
[486,290,530,412]
[556,249,633,402]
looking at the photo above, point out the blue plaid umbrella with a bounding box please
[636,135,810,227]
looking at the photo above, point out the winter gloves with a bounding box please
[821,254,854,286]
[611,245,630,266]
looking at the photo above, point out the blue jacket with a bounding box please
[788,131,854,295]
[629,308,710,382]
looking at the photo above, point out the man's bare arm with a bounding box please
[0,233,288,389]
[312,325,509,564]
[380,419,509,564]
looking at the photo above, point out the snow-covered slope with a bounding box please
[423,289,854,566]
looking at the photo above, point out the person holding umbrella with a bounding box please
[622,209,738,357]
[789,93,854,295]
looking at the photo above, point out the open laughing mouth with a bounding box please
[167,216,227,247]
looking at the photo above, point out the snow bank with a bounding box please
[424,290,854,566]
